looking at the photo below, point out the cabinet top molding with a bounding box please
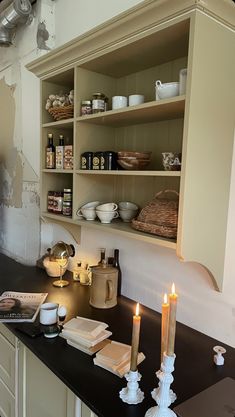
[27,0,234,78]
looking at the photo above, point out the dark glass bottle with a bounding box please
[46,133,55,169]
[98,248,106,265]
[113,249,122,296]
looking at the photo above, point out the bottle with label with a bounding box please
[46,133,55,169]
[113,248,122,296]
[56,134,64,169]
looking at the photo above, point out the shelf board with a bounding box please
[76,96,185,127]
[42,169,73,174]
[42,118,74,128]
[76,170,181,177]
[41,212,176,249]
[76,219,176,249]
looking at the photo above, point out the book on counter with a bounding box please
[60,316,112,354]
[93,340,145,377]
[0,291,48,322]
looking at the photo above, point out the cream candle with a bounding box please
[130,302,141,371]
[167,283,178,356]
[161,293,169,362]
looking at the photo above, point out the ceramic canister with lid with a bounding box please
[89,262,118,309]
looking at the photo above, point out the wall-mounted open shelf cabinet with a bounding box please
[27,0,235,291]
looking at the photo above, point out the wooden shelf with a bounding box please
[76,170,181,177]
[42,169,73,174]
[76,97,185,127]
[41,212,81,243]
[42,118,74,128]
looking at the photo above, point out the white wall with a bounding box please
[0,0,235,348]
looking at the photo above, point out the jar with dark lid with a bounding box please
[104,151,117,170]
[92,152,101,170]
[92,93,105,114]
[81,100,92,116]
[81,152,93,170]
[63,188,72,202]
[47,191,54,212]
[62,201,72,216]
[99,152,105,170]
[53,191,63,213]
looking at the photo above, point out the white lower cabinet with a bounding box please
[0,325,97,417]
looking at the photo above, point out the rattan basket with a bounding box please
[48,105,74,121]
[131,190,179,238]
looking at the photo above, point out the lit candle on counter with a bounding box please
[167,283,178,356]
[161,293,169,362]
[130,302,141,372]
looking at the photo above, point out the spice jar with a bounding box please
[47,191,54,212]
[81,100,92,116]
[81,152,93,170]
[92,93,106,114]
[62,201,72,216]
[53,191,63,213]
[63,188,72,202]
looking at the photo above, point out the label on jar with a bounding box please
[81,156,87,169]
[93,156,100,170]
[46,151,55,169]
[100,155,105,170]
[92,99,105,111]
[54,195,63,213]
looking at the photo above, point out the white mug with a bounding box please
[96,210,119,224]
[96,203,118,211]
[40,302,59,325]
[112,96,128,110]
[128,94,144,106]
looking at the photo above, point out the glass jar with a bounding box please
[62,201,72,216]
[81,100,92,116]
[53,192,63,213]
[92,93,105,113]
[63,188,72,202]
[47,191,54,212]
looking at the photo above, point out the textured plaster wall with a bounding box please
[0,0,235,347]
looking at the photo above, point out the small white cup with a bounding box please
[112,96,128,110]
[77,201,100,220]
[96,209,119,224]
[96,202,118,212]
[40,302,59,325]
[128,94,144,106]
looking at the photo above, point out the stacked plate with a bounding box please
[117,151,151,170]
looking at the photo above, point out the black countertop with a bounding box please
[0,253,235,417]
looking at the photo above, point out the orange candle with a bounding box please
[167,283,178,356]
[130,303,141,371]
[161,293,169,362]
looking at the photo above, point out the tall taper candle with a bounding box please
[161,293,169,362]
[130,303,141,371]
[167,283,178,356]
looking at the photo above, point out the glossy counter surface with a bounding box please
[0,253,234,417]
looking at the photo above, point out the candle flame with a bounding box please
[135,302,140,316]
[172,283,176,295]
[164,293,168,304]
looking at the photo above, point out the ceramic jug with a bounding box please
[89,262,118,309]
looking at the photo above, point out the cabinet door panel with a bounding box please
[0,381,15,417]
[81,402,97,417]
[0,332,15,394]
[0,324,15,346]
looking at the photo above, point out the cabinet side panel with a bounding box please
[178,12,235,290]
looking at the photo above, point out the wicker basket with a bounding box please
[48,105,74,121]
[131,190,179,238]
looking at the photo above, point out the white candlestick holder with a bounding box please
[119,370,144,404]
[145,352,177,417]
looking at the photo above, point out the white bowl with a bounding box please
[118,201,138,211]
[96,209,119,224]
[155,80,179,100]
[119,209,138,222]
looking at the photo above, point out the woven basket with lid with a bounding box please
[131,190,179,238]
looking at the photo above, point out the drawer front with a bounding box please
[0,324,15,346]
[0,380,15,417]
[0,332,15,393]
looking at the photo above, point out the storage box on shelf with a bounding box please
[27,0,235,290]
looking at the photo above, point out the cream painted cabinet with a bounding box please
[27,0,235,291]
[0,325,97,417]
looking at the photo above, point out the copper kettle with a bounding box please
[89,262,118,309]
